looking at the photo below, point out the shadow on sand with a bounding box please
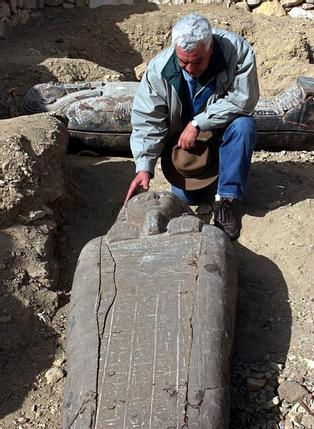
[243,159,314,217]
[57,156,135,291]
[228,157,304,428]
[229,242,291,428]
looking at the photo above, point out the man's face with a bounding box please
[175,42,212,79]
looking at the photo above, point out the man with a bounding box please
[125,13,259,240]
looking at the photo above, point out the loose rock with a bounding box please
[247,0,262,6]
[253,0,286,15]
[280,0,303,7]
[265,396,281,408]
[278,380,308,403]
[45,367,65,384]
[247,377,267,391]
[288,5,314,16]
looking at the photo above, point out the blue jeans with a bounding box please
[171,116,256,204]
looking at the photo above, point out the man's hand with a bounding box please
[124,171,151,204]
[178,122,200,150]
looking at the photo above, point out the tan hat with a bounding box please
[161,131,219,191]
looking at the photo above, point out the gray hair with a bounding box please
[172,14,212,52]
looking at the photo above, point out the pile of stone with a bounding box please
[0,0,86,39]
[231,0,314,20]
[0,0,30,38]
[230,358,314,429]
[0,113,68,314]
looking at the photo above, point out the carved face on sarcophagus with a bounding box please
[108,191,196,241]
[115,191,194,237]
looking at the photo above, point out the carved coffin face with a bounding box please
[124,191,192,235]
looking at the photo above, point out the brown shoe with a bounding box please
[213,199,240,241]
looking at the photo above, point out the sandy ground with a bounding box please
[0,3,314,429]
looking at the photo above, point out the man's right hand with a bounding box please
[124,171,151,204]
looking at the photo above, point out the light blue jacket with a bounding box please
[130,28,260,175]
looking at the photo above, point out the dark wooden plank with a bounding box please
[63,224,237,429]
[94,233,200,428]
[63,237,116,429]
[186,226,237,429]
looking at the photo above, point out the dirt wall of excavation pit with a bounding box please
[0,113,68,316]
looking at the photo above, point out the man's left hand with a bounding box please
[178,122,200,150]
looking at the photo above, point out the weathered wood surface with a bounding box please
[63,195,237,429]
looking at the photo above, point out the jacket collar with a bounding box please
[161,47,182,96]
[198,36,226,85]
[161,48,190,125]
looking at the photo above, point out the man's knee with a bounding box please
[229,116,256,138]
[223,116,256,154]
